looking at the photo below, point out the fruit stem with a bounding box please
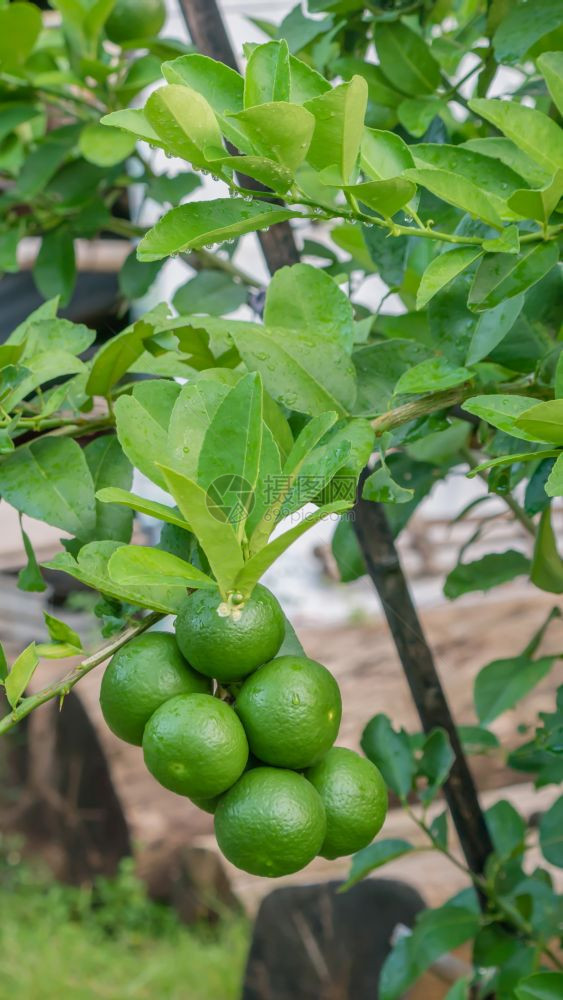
[0,612,163,735]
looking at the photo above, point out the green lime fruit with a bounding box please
[175,585,285,683]
[100,631,210,746]
[306,747,388,859]
[105,0,165,43]
[235,655,342,769]
[214,768,326,877]
[143,693,248,799]
[189,795,219,815]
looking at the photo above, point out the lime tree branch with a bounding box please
[0,612,163,736]
[405,804,563,970]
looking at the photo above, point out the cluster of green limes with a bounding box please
[100,585,388,877]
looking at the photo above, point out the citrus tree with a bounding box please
[1,1,563,996]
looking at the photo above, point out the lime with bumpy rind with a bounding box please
[100,631,210,746]
[105,0,166,44]
[143,693,248,799]
[175,584,285,682]
[235,655,342,769]
[306,747,388,859]
[214,767,326,877]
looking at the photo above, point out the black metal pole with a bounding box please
[177,0,300,273]
[354,472,493,876]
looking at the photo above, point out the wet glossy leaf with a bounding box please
[304,76,368,182]
[138,199,300,261]
[462,395,543,441]
[144,84,223,167]
[417,248,483,310]
[108,545,215,591]
[395,358,472,394]
[469,98,563,174]
[244,40,290,106]
[114,380,180,490]
[404,168,502,230]
[0,437,96,535]
[361,127,414,180]
[538,51,563,115]
[507,171,563,225]
[228,102,315,170]
[515,399,563,445]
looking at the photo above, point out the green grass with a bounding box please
[0,851,249,1000]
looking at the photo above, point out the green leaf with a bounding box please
[469,98,563,174]
[84,436,133,544]
[466,294,525,365]
[376,22,440,96]
[304,76,368,183]
[228,320,356,417]
[86,320,154,397]
[462,395,543,442]
[17,518,47,593]
[444,550,531,600]
[244,40,290,106]
[114,379,180,490]
[158,465,244,597]
[144,85,223,167]
[341,178,415,218]
[429,811,448,850]
[42,611,82,652]
[228,101,315,170]
[507,171,563,226]
[516,972,563,1000]
[205,152,294,193]
[395,358,472,395]
[147,171,201,205]
[167,376,232,478]
[289,53,330,103]
[233,502,351,596]
[341,839,415,891]
[412,143,527,205]
[173,270,246,316]
[119,251,163,301]
[403,168,502,230]
[78,122,136,167]
[0,644,7,683]
[101,109,164,149]
[162,54,244,117]
[0,437,96,536]
[197,373,264,539]
[137,199,300,262]
[418,728,454,804]
[44,541,186,614]
[398,96,444,138]
[380,904,480,1000]
[264,262,355,354]
[531,507,563,594]
[363,465,414,504]
[515,400,563,446]
[0,2,42,72]
[331,517,366,582]
[362,225,408,288]
[486,799,526,858]
[108,545,215,591]
[96,487,190,530]
[4,643,38,709]
[466,449,557,479]
[546,454,563,498]
[458,725,499,753]
[538,51,563,116]
[475,653,555,725]
[361,127,414,180]
[443,978,470,1000]
[417,248,483,311]
[361,714,415,799]
[463,137,551,189]
[539,797,563,867]
[482,225,521,254]
[33,230,76,307]
[494,0,563,64]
